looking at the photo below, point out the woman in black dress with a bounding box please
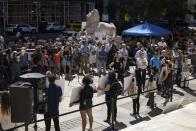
[70,76,94,131]
[108,52,124,83]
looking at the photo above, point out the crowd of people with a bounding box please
[0,31,196,131]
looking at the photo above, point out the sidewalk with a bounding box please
[20,74,196,131]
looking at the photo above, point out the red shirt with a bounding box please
[54,52,61,64]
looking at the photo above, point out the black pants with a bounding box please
[176,68,182,85]
[133,94,140,114]
[116,71,124,85]
[105,96,117,121]
[147,92,154,109]
[135,69,146,92]
[44,112,60,131]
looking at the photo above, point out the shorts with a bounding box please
[62,58,70,65]
[54,64,60,72]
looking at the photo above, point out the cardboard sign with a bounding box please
[97,75,108,97]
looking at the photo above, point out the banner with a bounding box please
[69,86,83,106]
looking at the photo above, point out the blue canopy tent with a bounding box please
[122,22,172,36]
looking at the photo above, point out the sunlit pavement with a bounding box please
[20,72,196,131]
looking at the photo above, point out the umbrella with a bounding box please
[122,22,172,36]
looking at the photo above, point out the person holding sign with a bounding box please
[97,72,121,124]
[123,78,140,116]
[70,76,94,131]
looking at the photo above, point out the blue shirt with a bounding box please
[20,53,28,67]
[80,45,90,55]
[47,84,62,114]
[150,56,161,69]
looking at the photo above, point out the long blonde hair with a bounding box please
[1,91,11,116]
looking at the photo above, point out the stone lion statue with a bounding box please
[85,9,116,40]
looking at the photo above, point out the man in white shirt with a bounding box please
[135,47,148,60]
[157,37,167,48]
[136,51,148,92]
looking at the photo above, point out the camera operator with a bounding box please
[44,75,62,131]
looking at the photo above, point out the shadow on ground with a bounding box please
[148,107,163,117]
[173,89,185,96]
[102,121,127,131]
[129,116,151,125]
[179,86,196,97]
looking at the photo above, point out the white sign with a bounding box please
[69,86,82,106]
[97,75,108,97]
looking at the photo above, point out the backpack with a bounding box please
[110,80,123,97]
